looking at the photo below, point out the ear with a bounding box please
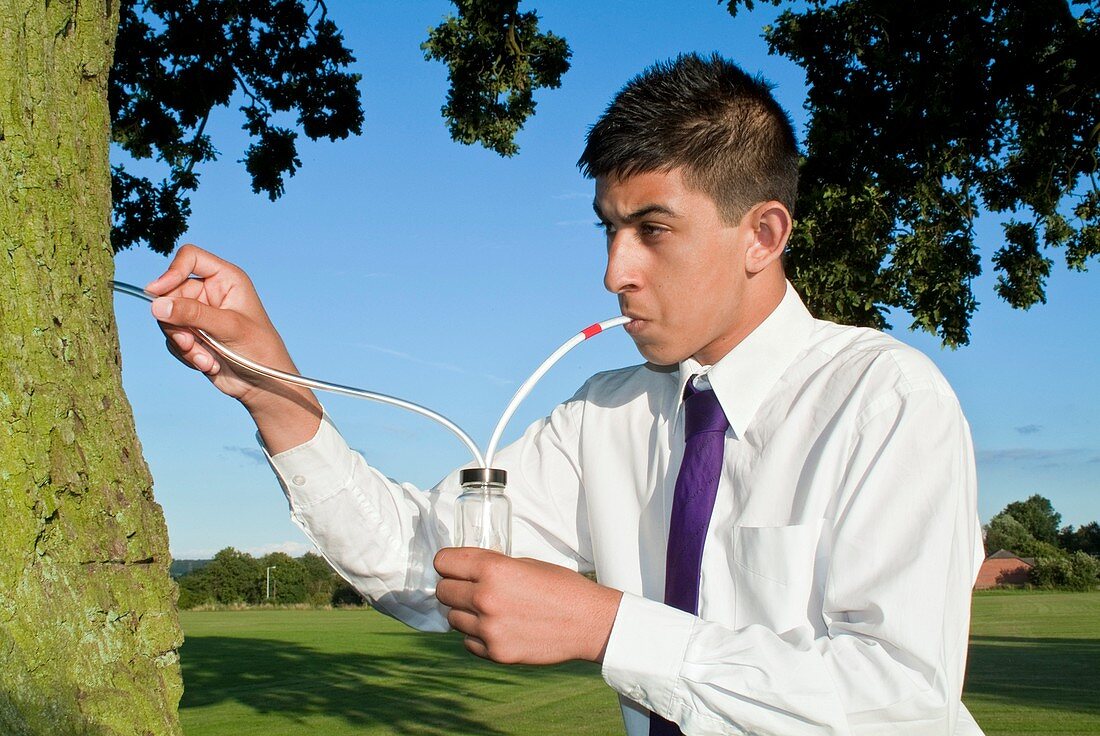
[743,201,792,274]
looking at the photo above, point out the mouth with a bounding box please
[622,314,646,335]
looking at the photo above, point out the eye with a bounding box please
[639,223,669,238]
[596,220,616,236]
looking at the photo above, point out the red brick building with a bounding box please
[975,550,1035,589]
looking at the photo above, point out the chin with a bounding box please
[632,340,686,367]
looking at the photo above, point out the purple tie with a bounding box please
[650,381,729,736]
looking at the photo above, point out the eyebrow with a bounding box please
[592,201,680,223]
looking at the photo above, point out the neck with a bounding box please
[692,272,786,365]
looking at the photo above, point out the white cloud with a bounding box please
[975,447,1091,468]
[246,541,317,557]
[171,540,317,560]
[356,342,513,385]
[223,445,267,465]
[171,547,219,560]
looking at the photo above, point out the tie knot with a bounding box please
[683,384,729,439]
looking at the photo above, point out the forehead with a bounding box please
[594,168,718,219]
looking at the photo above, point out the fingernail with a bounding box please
[195,353,211,371]
[152,298,172,319]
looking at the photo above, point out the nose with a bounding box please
[603,232,639,295]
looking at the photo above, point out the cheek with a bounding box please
[651,275,698,326]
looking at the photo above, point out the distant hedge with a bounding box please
[176,547,365,608]
[1029,552,1100,591]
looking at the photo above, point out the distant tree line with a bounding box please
[984,495,1100,591]
[170,558,211,578]
[176,547,365,608]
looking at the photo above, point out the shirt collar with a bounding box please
[676,281,815,438]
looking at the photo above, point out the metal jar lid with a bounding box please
[460,467,508,486]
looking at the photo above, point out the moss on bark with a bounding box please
[0,1,183,733]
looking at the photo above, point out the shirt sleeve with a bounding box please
[260,391,590,633]
[601,387,985,736]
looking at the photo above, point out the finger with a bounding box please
[153,275,207,302]
[159,326,221,372]
[179,333,222,374]
[170,277,207,302]
[145,244,239,295]
[446,608,480,637]
[189,347,220,375]
[462,635,489,659]
[164,327,196,353]
[145,244,207,294]
[151,294,243,339]
[435,578,476,610]
[164,336,220,375]
[434,546,497,581]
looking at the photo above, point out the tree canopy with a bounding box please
[984,511,1062,558]
[983,494,1098,566]
[109,0,571,254]
[175,547,362,608]
[422,0,571,156]
[1004,494,1063,545]
[1059,521,1100,556]
[110,0,364,255]
[725,0,1099,345]
[112,1,1098,345]
[1029,551,1100,590]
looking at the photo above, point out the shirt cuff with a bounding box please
[601,592,695,717]
[258,411,358,509]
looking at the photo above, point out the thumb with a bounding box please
[151,296,242,339]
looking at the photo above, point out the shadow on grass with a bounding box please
[181,628,601,735]
[965,635,1100,716]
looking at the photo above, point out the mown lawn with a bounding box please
[963,590,1100,735]
[178,608,622,735]
[178,591,1100,735]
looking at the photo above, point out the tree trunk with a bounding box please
[0,1,183,733]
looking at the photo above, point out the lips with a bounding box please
[619,303,647,334]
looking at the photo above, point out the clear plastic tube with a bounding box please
[483,316,631,468]
[111,280,630,472]
[111,280,486,467]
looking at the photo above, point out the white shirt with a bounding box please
[263,284,986,735]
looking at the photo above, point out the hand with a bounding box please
[434,547,623,665]
[146,243,321,451]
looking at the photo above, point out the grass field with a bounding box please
[178,608,622,735]
[179,592,1100,735]
[962,591,1100,735]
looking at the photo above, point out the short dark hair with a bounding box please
[578,53,799,222]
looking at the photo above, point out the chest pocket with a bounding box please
[731,520,824,634]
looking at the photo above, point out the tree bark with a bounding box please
[0,1,183,733]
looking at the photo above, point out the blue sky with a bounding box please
[111,1,1099,558]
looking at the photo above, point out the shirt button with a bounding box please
[627,687,644,701]
[291,475,306,486]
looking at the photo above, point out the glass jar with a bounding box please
[455,467,512,555]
